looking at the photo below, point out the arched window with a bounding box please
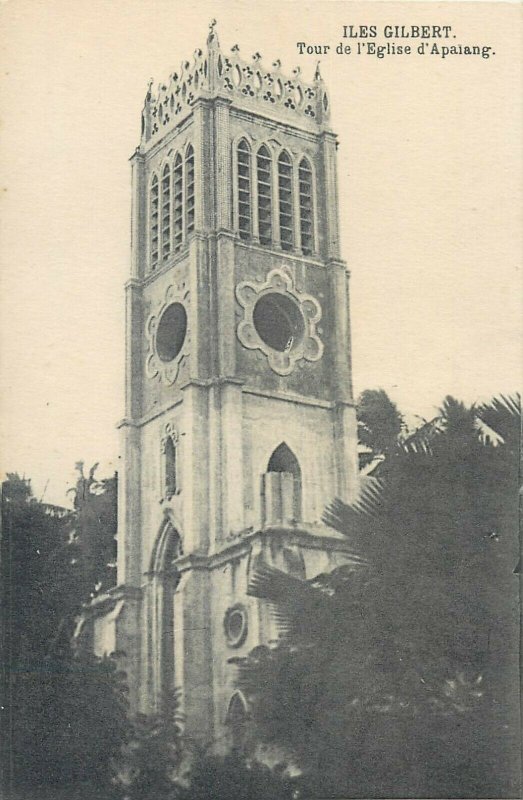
[148,522,183,708]
[185,145,195,237]
[278,151,293,251]
[257,145,272,246]
[299,157,314,256]
[150,174,159,269]
[268,442,301,474]
[164,436,177,498]
[237,139,251,241]
[267,442,302,521]
[161,163,171,261]
[173,154,183,252]
[225,692,249,753]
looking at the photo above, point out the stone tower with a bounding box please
[87,22,359,748]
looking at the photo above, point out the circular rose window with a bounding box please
[156,302,187,362]
[252,292,305,353]
[224,604,248,648]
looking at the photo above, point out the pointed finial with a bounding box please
[207,18,219,46]
[292,66,301,77]
[272,59,281,69]
[252,52,262,62]
[314,61,322,81]
[145,78,154,100]
[231,44,240,52]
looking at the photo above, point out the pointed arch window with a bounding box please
[185,145,195,237]
[162,426,179,499]
[147,522,183,708]
[268,442,301,478]
[299,157,314,256]
[237,139,252,241]
[278,151,294,251]
[161,164,171,261]
[263,443,302,524]
[164,436,177,498]
[257,146,272,246]
[172,154,183,253]
[226,692,249,753]
[150,174,159,269]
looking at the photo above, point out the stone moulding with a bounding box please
[236,267,324,376]
[146,283,190,386]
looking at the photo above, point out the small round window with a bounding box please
[224,604,248,648]
[252,293,305,353]
[156,303,187,363]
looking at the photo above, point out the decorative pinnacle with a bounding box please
[252,52,262,62]
[231,44,240,52]
[207,18,219,48]
[314,61,322,81]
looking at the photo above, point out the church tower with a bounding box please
[90,22,359,747]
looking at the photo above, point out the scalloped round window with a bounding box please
[252,292,305,353]
[156,303,187,362]
[224,604,248,648]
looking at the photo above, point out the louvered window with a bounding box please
[237,139,251,241]
[150,175,159,269]
[185,145,195,236]
[299,158,314,256]
[161,164,171,260]
[278,151,293,252]
[257,146,272,246]
[173,155,183,252]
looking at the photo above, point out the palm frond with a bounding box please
[476,393,521,448]
[248,560,335,642]
[247,560,313,605]
[322,478,386,540]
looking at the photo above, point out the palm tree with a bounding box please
[233,394,521,798]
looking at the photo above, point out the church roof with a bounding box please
[141,20,331,146]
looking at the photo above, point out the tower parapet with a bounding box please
[141,21,331,147]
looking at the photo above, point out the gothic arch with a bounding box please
[172,152,184,251]
[266,442,302,522]
[297,155,316,255]
[146,519,183,709]
[235,137,253,240]
[267,441,301,478]
[149,518,183,575]
[277,149,294,251]
[149,172,159,271]
[225,690,249,752]
[184,144,195,236]
[256,144,273,246]
[161,162,171,261]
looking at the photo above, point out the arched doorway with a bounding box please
[147,521,183,709]
[225,691,250,753]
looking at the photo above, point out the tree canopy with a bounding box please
[234,394,521,798]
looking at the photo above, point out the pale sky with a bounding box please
[1,1,521,506]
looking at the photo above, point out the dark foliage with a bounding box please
[357,388,403,470]
[184,752,297,800]
[1,469,124,796]
[112,694,184,800]
[234,395,521,798]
